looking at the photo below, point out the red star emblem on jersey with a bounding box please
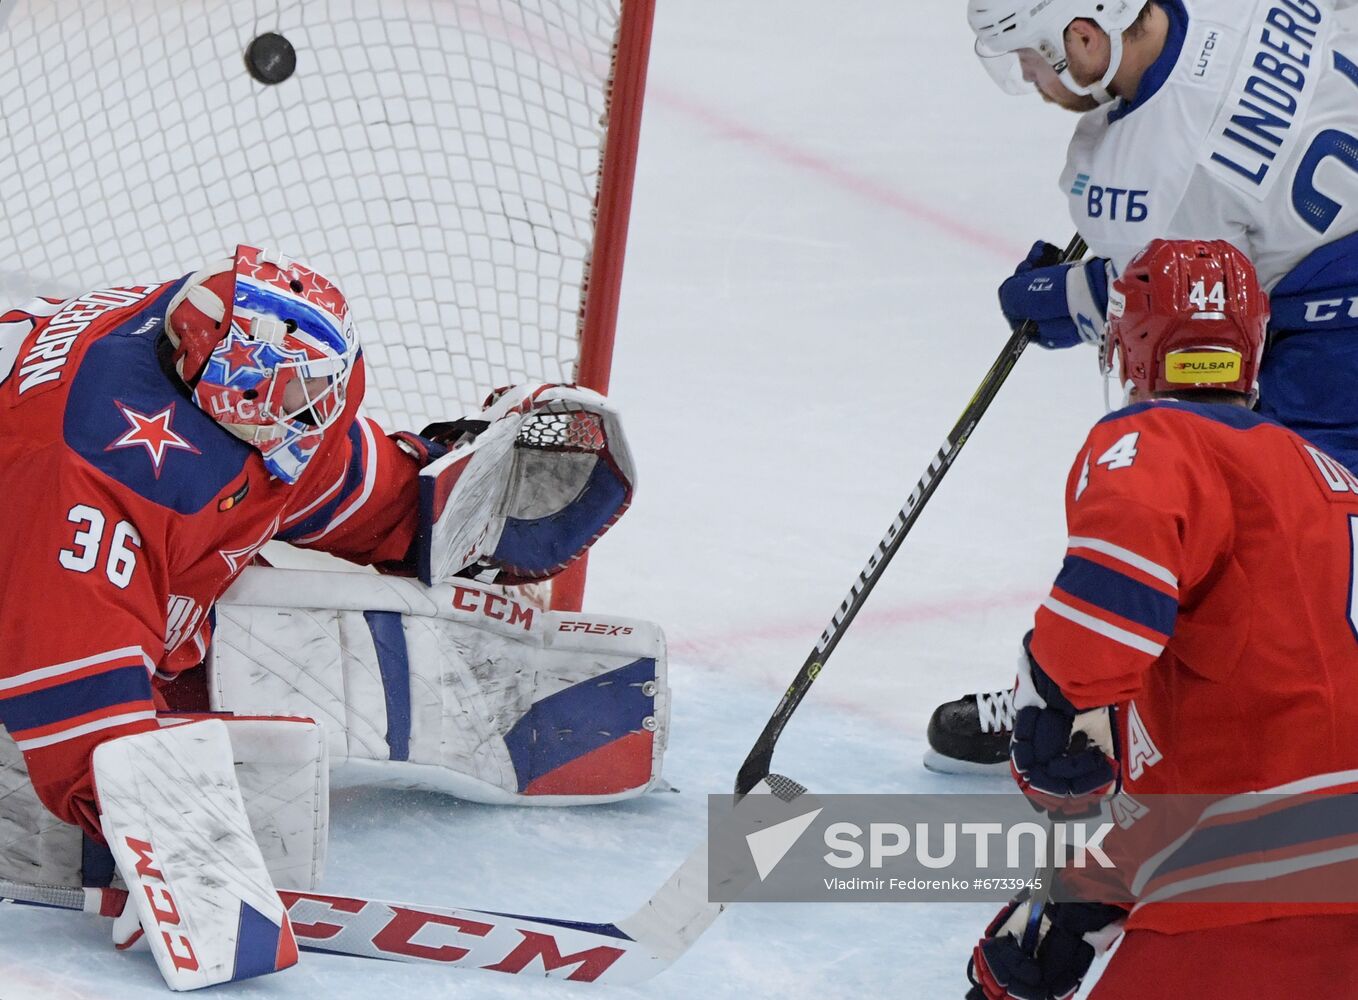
[106,401,201,479]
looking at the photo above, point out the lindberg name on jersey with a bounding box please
[1208,0,1330,190]
[15,285,157,394]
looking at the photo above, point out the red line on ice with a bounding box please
[651,88,1025,261]
[670,587,1046,665]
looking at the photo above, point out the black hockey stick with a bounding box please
[735,233,1088,796]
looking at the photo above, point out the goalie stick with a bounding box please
[0,773,808,986]
[734,233,1088,797]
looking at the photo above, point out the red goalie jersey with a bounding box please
[1030,398,1358,932]
[0,279,421,834]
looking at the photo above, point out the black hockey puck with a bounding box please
[245,32,297,85]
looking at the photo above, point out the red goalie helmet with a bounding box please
[164,245,358,484]
[1104,239,1270,400]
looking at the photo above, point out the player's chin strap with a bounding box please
[1061,31,1122,106]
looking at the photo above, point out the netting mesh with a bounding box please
[0,0,625,431]
[517,407,605,450]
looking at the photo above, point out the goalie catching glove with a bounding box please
[412,383,635,587]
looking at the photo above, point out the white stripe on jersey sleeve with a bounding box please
[1067,535,1179,589]
[0,646,153,693]
[14,709,158,751]
[1041,596,1166,656]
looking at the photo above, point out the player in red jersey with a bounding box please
[0,246,427,834]
[0,246,637,989]
[967,240,1358,1000]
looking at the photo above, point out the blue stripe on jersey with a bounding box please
[276,420,367,542]
[1145,793,1358,889]
[1053,555,1178,637]
[1098,400,1283,434]
[0,665,152,733]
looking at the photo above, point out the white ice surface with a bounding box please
[1,0,1120,996]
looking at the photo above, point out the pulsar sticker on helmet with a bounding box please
[1164,351,1243,384]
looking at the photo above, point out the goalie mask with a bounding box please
[967,0,1141,102]
[1102,239,1269,402]
[165,245,358,484]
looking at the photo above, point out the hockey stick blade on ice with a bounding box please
[0,773,808,986]
[734,234,1088,796]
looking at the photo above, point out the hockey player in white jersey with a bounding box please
[929,0,1358,772]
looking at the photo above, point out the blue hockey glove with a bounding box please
[1009,634,1119,815]
[998,241,1110,350]
[967,888,1126,1000]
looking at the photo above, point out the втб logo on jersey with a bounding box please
[1071,174,1150,222]
[106,401,200,478]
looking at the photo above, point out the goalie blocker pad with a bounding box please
[417,383,636,586]
[209,567,669,805]
[95,720,298,989]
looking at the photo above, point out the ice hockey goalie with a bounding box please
[0,246,666,990]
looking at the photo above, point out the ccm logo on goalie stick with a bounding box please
[124,837,201,972]
[451,585,535,630]
[284,892,628,981]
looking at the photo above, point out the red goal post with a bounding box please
[0,0,657,610]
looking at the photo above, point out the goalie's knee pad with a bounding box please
[0,714,327,890]
[210,566,669,804]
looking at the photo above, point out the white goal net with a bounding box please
[0,0,653,433]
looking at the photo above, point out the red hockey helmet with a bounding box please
[1104,239,1269,400]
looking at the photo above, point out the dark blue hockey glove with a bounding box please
[967,888,1126,1000]
[998,241,1110,350]
[1009,634,1119,816]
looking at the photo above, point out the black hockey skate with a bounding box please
[922,689,1014,775]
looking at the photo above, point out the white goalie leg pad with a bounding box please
[162,715,329,891]
[210,566,669,805]
[96,719,299,989]
[417,382,636,586]
[0,717,327,892]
